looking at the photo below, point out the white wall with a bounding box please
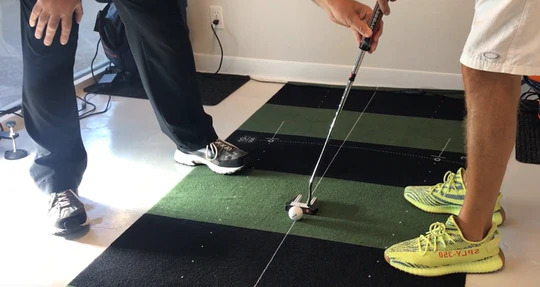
[186,0,475,89]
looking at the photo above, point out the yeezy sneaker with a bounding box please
[174,139,249,174]
[384,215,505,277]
[404,168,505,226]
[48,189,89,235]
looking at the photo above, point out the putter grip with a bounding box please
[359,2,383,51]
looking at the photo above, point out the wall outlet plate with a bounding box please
[210,6,224,29]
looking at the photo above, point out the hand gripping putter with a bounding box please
[285,3,385,216]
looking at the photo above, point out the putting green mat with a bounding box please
[69,84,468,286]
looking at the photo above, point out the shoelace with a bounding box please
[417,222,455,254]
[205,140,234,160]
[428,171,459,195]
[50,190,75,209]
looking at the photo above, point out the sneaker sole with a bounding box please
[174,151,245,175]
[404,194,506,226]
[384,249,505,277]
[51,216,90,236]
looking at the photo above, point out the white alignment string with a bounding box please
[253,87,380,286]
[253,222,296,287]
[312,88,379,195]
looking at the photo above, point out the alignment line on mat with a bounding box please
[272,121,285,138]
[268,121,285,143]
[253,88,379,286]
[438,138,452,157]
[430,137,452,161]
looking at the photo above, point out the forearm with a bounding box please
[312,0,355,13]
[312,0,333,8]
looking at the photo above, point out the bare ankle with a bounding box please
[454,216,483,241]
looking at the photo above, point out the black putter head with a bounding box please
[285,194,319,215]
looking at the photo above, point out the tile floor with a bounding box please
[0,80,538,287]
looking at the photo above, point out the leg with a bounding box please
[111,0,248,174]
[384,0,540,276]
[20,0,88,234]
[456,67,521,240]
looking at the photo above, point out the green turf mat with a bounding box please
[149,168,448,250]
[238,104,465,153]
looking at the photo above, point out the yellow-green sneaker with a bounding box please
[404,168,505,226]
[384,215,505,277]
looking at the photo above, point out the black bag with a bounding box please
[92,0,189,76]
[93,1,139,76]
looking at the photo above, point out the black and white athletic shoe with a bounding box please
[174,139,249,174]
[48,189,89,235]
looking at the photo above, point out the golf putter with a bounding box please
[286,2,385,216]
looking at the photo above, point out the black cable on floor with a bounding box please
[91,38,102,83]
[77,92,112,119]
[77,37,112,120]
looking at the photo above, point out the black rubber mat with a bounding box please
[68,214,465,287]
[88,72,250,106]
[196,73,251,105]
[516,99,540,165]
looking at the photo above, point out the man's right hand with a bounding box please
[377,0,397,16]
[313,0,396,53]
[29,0,83,46]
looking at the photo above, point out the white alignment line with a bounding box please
[438,138,452,157]
[270,121,285,140]
[253,88,379,286]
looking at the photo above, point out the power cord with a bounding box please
[211,19,223,74]
[91,38,102,83]
[77,92,112,119]
[77,37,112,120]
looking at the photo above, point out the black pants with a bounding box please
[19,0,218,194]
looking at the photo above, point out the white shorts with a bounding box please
[460,0,540,76]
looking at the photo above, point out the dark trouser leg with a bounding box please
[112,0,218,152]
[19,0,87,194]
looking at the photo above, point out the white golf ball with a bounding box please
[288,206,303,221]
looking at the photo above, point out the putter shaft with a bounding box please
[305,1,384,206]
[307,49,366,204]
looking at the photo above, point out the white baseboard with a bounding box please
[194,53,464,91]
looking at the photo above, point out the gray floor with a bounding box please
[0,0,108,111]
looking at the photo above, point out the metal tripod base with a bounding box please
[285,194,319,215]
[5,149,28,160]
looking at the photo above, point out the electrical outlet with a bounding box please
[210,6,224,29]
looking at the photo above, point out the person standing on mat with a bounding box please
[316,0,540,277]
[19,0,249,235]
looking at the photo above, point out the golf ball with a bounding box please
[288,206,303,221]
